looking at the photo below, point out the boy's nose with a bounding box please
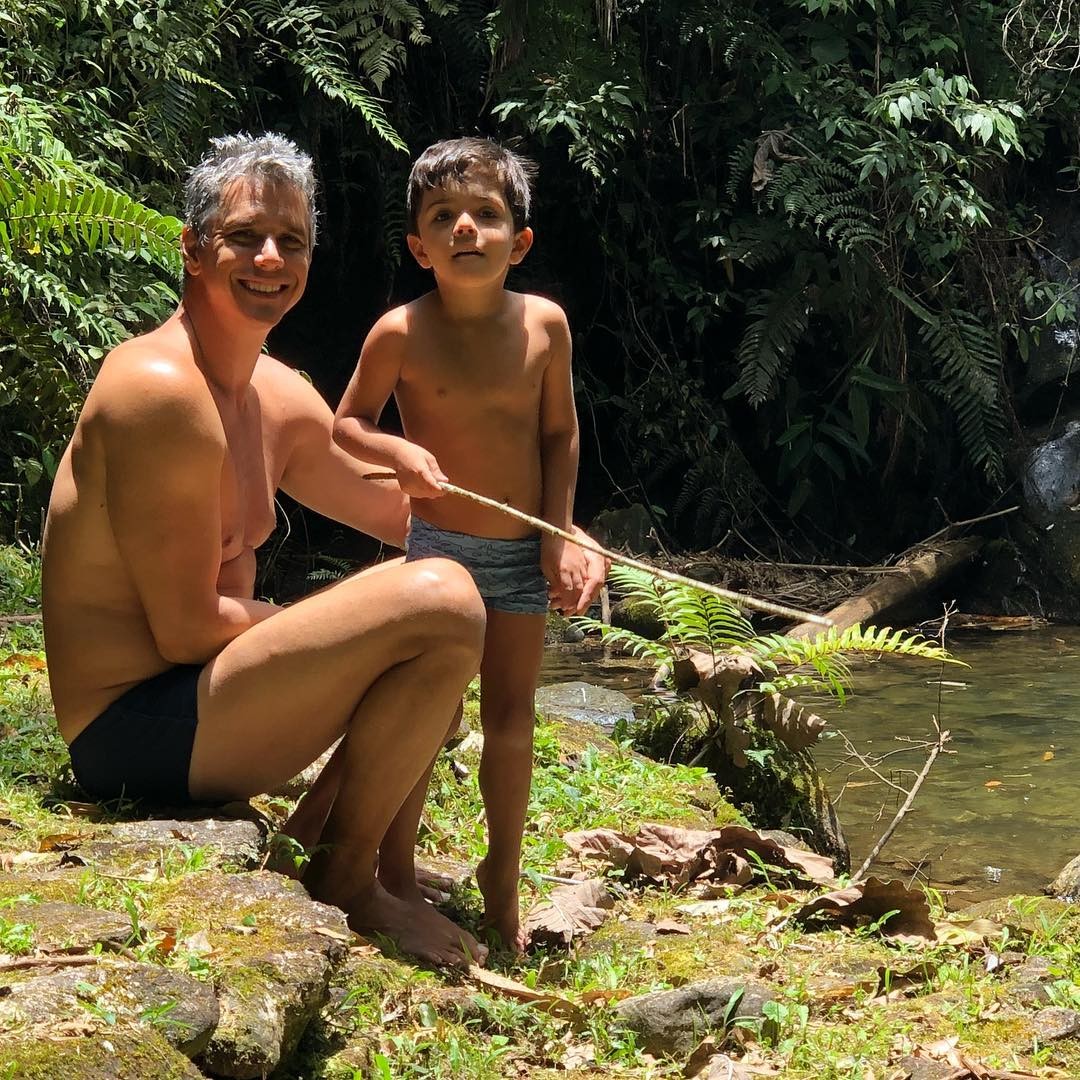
[453,214,477,236]
[254,236,284,267]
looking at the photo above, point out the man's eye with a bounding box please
[231,230,256,242]
[479,209,498,218]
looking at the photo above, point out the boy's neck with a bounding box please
[432,280,510,322]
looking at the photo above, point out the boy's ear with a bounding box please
[509,226,534,266]
[406,233,432,270]
[180,226,201,276]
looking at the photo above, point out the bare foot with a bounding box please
[476,857,527,955]
[348,880,488,969]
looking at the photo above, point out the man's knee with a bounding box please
[408,559,486,637]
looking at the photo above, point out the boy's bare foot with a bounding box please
[347,880,488,969]
[476,857,528,955]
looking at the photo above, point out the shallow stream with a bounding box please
[539,627,1080,903]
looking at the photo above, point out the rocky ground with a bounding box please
[2,530,1080,1080]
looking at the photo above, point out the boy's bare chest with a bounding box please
[400,324,548,404]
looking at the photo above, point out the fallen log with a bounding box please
[784,537,984,639]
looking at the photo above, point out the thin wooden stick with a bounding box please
[851,725,951,884]
[919,504,1019,546]
[363,473,831,626]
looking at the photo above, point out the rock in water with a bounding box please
[1047,852,1080,901]
[535,681,636,732]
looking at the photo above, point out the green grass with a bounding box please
[0,544,40,617]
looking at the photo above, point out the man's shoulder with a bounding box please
[89,330,215,427]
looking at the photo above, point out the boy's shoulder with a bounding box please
[515,290,569,330]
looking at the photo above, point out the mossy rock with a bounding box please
[0,1030,206,1080]
[632,704,848,868]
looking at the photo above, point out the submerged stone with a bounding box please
[535,681,636,732]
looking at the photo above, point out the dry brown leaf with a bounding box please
[37,834,83,852]
[580,987,633,1004]
[746,692,828,751]
[523,878,613,948]
[0,654,45,670]
[655,918,692,935]
[1042,750,1055,761]
[790,877,937,943]
[466,964,580,1018]
[562,828,635,868]
[985,779,1002,789]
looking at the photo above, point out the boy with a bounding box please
[334,137,590,951]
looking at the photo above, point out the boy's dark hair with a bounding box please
[406,138,537,234]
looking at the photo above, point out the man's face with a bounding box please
[184,176,312,326]
[407,172,532,285]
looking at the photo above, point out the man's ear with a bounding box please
[406,233,432,270]
[180,226,202,276]
[509,226,534,266]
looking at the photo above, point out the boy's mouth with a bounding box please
[451,250,483,258]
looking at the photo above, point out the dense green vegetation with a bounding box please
[3,0,1079,551]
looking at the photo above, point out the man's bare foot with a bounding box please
[476,857,527,954]
[348,880,487,969]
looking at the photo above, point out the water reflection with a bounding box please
[539,629,1080,901]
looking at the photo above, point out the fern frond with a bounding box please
[730,280,809,406]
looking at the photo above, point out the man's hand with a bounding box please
[393,443,447,500]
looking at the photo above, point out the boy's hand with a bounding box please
[542,533,589,614]
[393,443,447,499]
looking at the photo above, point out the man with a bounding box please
[40,134,574,968]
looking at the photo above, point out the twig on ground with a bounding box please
[0,953,100,972]
[362,473,831,626]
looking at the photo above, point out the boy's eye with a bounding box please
[432,211,452,222]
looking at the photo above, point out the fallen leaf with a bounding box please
[655,918,691,935]
[0,654,45,670]
[790,877,937,943]
[579,987,632,1004]
[38,834,83,852]
[524,878,613,948]
[466,964,580,1018]
[181,930,214,955]
[1043,751,1055,761]
[985,779,1002,789]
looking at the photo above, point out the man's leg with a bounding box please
[376,700,463,901]
[187,557,487,968]
[474,610,546,954]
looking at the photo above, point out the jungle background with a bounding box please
[3,0,1080,574]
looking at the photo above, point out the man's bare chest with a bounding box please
[217,409,277,556]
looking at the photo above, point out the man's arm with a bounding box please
[101,366,278,665]
[269,361,411,548]
[333,312,446,499]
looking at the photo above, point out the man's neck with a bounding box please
[178,294,269,399]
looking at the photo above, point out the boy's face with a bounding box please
[407,171,532,285]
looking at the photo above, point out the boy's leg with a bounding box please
[475,609,546,953]
[187,557,488,968]
[376,700,464,900]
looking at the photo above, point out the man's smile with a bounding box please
[239,279,290,294]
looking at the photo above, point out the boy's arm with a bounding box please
[333,312,446,499]
[538,305,588,609]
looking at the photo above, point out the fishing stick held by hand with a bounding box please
[363,473,831,627]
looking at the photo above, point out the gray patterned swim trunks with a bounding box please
[405,516,549,615]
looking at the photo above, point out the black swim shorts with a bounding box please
[67,665,202,804]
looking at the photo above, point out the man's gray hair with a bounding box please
[184,133,318,247]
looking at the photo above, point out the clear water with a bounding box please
[540,628,1080,901]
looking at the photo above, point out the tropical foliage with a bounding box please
[2,0,1079,552]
